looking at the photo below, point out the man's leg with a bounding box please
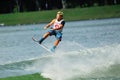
[51,39,60,52]
[54,39,60,47]
[39,32,50,44]
[51,31,62,52]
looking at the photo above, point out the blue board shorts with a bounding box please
[48,30,62,41]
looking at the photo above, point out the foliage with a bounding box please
[0,0,120,14]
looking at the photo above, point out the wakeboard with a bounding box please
[32,37,53,53]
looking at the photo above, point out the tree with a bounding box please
[15,0,20,12]
[61,0,66,9]
[35,0,40,10]
[0,0,120,14]
[0,0,15,13]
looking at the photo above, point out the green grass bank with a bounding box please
[0,5,120,26]
[0,73,50,80]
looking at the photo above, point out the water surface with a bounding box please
[0,18,120,80]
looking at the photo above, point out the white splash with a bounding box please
[31,43,120,80]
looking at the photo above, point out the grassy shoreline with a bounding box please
[0,5,120,26]
[0,73,50,80]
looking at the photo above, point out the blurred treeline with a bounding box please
[0,0,120,14]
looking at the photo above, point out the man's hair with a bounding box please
[57,11,64,15]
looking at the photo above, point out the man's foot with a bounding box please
[50,46,56,52]
[39,38,45,44]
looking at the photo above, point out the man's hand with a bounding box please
[43,19,55,30]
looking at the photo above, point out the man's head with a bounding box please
[56,11,63,21]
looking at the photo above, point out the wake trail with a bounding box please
[1,42,120,80]
[27,43,120,80]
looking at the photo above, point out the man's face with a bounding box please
[56,14,62,20]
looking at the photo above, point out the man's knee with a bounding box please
[43,32,50,38]
[46,32,50,35]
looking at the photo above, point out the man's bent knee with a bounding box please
[43,32,50,38]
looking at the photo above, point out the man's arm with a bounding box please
[44,19,56,29]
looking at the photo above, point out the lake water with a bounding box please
[0,18,120,80]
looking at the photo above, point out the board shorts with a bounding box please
[48,30,62,41]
